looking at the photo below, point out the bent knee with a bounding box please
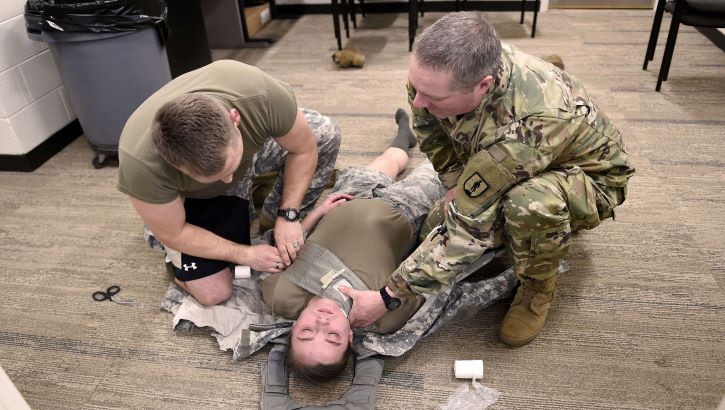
[502,181,567,222]
[194,286,233,306]
[320,123,341,152]
[180,271,234,306]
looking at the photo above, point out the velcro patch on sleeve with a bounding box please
[463,172,489,197]
[454,148,516,216]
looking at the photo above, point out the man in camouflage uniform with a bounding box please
[118,60,340,306]
[344,12,635,347]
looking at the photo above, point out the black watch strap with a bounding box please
[379,287,401,310]
[277,208,300,222]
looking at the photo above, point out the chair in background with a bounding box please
[416,0,539,39]
[520,0,540,38]
[408,0,540,51]
[417,0,468,17]
[331,0,412,50]
[643,0,725,91]
[332,0,540,52]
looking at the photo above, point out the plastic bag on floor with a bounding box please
[439,379,501,410]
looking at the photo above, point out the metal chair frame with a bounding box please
[643,0,725,91]
[331,0,540,52]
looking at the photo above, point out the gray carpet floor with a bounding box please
[1,9,724,410]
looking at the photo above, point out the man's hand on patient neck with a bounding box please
[338,286,389,328]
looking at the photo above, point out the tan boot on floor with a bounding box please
[499,275,557,347]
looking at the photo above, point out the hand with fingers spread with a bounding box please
[300,193,354,234]
[338,286,388,328]
[274,219,305,267]
[246,244,285,273]
[317,193,354,217]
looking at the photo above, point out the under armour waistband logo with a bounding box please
[183,263,197,271]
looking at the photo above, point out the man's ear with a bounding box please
[348,329,353,344]
[229,108,241,126]
[476,75,494,96]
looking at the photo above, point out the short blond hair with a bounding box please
[152,93,235,176]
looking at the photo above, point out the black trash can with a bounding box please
[25,0,172,168]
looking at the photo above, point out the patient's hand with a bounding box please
[339,286,386,328]
[318,192,354,217]
[443,187,456,214]
[301,193,354,233]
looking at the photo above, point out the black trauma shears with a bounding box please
[92,285,139,306]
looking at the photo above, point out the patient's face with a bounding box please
[291,297,352,365]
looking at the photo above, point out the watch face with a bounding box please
[279,208,299,221]
[388,299,401,310]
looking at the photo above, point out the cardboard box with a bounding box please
[244,2,271,38]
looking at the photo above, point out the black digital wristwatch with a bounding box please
[277,208,300,222]
[379,287,401,310]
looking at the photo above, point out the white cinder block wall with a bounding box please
[0,0,75,156]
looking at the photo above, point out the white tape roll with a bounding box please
[234,265,251,279]
[454,360,484,379]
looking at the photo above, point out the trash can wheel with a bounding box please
[92,153,110,169]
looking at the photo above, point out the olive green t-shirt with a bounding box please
[259,199,425,334]
[117,60,298,204]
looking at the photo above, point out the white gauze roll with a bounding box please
[454,360,484,379]
[234,265,251,279]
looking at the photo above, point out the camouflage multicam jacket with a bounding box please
[387,43,635,298]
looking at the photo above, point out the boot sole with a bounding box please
[499,331,540,347]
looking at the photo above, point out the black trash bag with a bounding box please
[25,0,167,34]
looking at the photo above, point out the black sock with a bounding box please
[390,108,417,151]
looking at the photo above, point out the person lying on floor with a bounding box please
[258,109,446,383]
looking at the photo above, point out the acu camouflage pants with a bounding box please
[229,108,341,222]
[332,161,447,233]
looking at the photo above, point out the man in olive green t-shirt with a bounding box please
[118,60,340,306]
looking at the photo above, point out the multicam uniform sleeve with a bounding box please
[387,110,587,297]
[407,83,463,189]
[386,201,500,297]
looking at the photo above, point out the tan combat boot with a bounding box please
[499,275,557,347]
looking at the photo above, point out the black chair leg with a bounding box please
[268,0,277,19]
[662,2,685,82]
[359,0,366,17]
[341,0,350,38]
[657,0,684,91]
[349,0,356,29]
[419,0,424,17]
[531,0,539,38]
[520,0,526,24]
[331,0,342,50]
[644,0,667,70]
[409,0,418,51]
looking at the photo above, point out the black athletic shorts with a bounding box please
[168,196,250,282]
